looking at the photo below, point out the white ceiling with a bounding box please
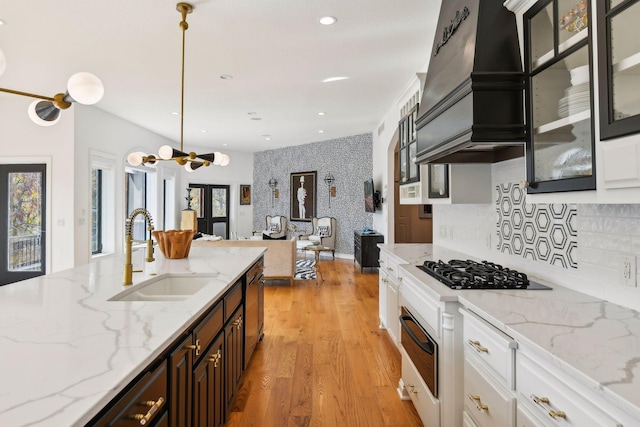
[0,0,440,153]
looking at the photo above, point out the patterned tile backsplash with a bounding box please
[496,183,578,268]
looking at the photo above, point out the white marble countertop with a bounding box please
[379,243,640,420]
[0,246,265,427]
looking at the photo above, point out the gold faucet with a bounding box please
[124,208,155,285]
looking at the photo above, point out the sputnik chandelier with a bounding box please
[0,48,104,126]
[127,2,230,172]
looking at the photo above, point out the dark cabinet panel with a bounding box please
[225,305,244,411]
[169,335,193,427]
[354,230,385,273]
[193,333,225,427]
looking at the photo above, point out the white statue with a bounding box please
[297,176,307,218]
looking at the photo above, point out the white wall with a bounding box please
[177,145,254,238]
[0,96,75,273]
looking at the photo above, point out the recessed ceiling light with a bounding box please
[318,16,337,25]
[220,74,233,80]
[318,130,325,133]
[262,135,272,140]
[223,143,228,147]
[251,117,262,121]
[318,112,326,116]
[171,111,180,115]
[0,19,6,26]
[201,129,208,133]
[322,76,348,83]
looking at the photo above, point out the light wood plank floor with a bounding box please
[225,258,423,427]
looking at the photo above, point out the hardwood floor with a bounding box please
[225,258,423,427]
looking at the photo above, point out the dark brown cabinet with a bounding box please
[89,257,263,427]
[193,333,224,427]
[93,360,168,426]
[354,230,384,272]
[225,305,244,411]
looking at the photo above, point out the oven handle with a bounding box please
[399,314,435,355]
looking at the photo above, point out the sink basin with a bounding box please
[109,274,217,301]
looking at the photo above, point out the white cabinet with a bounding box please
[378,249,403,347]
[516,349,623,427]
[399,163,492,205]
[461,308,517,427]
[400,350,440,426]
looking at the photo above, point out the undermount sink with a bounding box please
[109,274,217,302]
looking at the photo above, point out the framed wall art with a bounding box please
[290,171,316,221]
[240,184,251,205]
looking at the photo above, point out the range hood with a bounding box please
[414,0,525,164]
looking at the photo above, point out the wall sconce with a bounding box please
[0,58,104,126]
[324,172,336,208]
[268,177,278,207]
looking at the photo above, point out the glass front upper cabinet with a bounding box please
[398,104,419,185]
[524,0,596,193]
[597,0,640,140]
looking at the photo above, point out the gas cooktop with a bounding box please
[418,259,552,290]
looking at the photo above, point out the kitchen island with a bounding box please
[0,246,265,426]
[379,243,640,426]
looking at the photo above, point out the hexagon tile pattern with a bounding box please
[496,183,577,269]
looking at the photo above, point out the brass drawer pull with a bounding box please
[467,339,488,353]
[209,349,222,368]
[532,395,567,420]
[132,396,165,425]
[468,394,488,412]
[185,338,201,356]
[407,384,418,394]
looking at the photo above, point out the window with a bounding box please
[125,167,157,241]
[91,151,115,257]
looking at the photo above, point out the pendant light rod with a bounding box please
[178,2,193,154]
[0,88,54,102]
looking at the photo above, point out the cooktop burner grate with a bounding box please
[418,259,552,290]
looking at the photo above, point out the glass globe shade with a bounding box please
[158,145,175,160]
[127,152,143,166]
[212,152,223,166]
[219,154,230,166]
[28,100,60,126]
[0,48,6,78]
[67,72,104,105]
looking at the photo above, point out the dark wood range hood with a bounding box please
[414,0,526,164]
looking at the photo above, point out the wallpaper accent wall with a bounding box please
[253,133,374,256]
[496,183,577,268]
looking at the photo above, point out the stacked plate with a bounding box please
[558,66,590,118]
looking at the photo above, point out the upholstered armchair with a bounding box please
[308,217,336,258]
[262,215,287,240]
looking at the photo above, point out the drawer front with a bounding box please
[517,405,546,427]
[246,258,264,284]
[193,302,223,363]
[516,352,620,427]
[401,350,440,427]
[381,253,400,281]
[400,275,440,338]
[464,359,515,427]
[224,280,243,321]
[95,360,168,426]
[462,309,516,388]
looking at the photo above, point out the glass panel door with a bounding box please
[0,164,46,285]
[189,184,230,238]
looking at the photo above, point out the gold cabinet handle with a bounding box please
[378,259,384,264]
[131,397,165,425]
[467,339,488,353]
[209,349,222,368]
[532,395,566,420]
[185,339,201,355]
[234,316,243,329]
[468,394,488,411]
[407,384,418,394]
[549,410,567,419]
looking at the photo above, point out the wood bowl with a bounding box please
[152,230,197,259]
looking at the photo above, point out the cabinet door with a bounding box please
[524,0,595,193]
[169,335,193,427]
[598,0,640,139]
[244,274,260,368]
[225,306,244,411]
[386,279,399,345]
[193,333,225,427]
